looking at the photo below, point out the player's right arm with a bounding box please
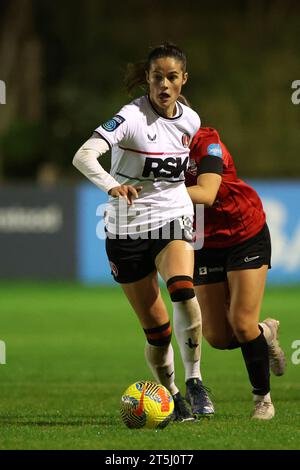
[73,134,141,205]
[73,133,117,193]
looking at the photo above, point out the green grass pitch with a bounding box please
[0,282,299,450]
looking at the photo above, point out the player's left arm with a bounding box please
[187,172,221,207]
[187,137,223,206]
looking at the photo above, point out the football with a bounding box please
[120,380,174,429]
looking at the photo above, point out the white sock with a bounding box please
[145,342,179,396]
[254,392,271,403]
[173,297,202,382]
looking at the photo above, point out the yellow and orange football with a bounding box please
[120,381,174,429]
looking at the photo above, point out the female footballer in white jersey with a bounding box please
[73,43,214,421]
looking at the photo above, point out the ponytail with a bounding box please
[124,61,148,95]
[177,94,191,107]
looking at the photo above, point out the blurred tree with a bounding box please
[0,0,299,180]
[0,0,45,180]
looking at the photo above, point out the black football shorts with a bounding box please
[105,216,193,284]
[193,223,272,285]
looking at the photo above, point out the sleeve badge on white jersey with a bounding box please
[101,115,125,132]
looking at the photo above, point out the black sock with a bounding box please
[227,325,264,350]
[241,332,270,396]
[226,336,241,350]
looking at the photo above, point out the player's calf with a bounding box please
[144,321,179,396]
[167,276,202,380]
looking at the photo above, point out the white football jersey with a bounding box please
[95,95,200,235]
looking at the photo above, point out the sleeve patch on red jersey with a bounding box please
[207,143,222,158]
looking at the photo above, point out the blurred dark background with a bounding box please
[0,0,299,183]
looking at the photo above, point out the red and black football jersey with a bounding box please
[185,127,266,248]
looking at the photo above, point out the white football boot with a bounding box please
[261,318,286,376]
[252,394,275,420]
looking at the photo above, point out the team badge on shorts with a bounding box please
[182,133,190,148]
[109,261,119,277]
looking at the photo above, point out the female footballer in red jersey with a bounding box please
[185,127,286,420]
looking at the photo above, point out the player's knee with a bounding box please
[167,275,195,302]
[229,317,255,342]
[144,321,172,346]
